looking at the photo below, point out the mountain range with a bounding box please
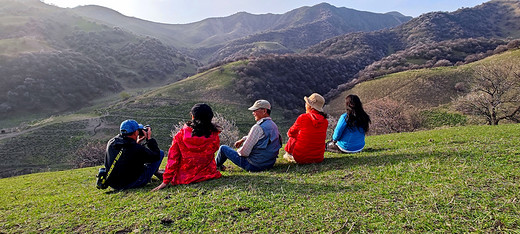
[72,3,411,62]
[1,0,520,178]
[0,0,411,120]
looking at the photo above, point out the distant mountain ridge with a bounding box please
[304,0,520,91]
[308,0,520,57]
[72,3,412,63]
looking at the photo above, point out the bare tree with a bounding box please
[171,112,240,147]
[455,61,520,125]
[365,98,420,135]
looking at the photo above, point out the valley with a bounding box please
[1,0,520,177]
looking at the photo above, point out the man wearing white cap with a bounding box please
[215,100,282,172]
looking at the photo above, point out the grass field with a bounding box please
[1,124,519,232]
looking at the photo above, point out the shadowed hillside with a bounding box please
[201,3,412,62]
[0,0,199,120]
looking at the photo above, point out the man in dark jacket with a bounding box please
[104,119,164,190]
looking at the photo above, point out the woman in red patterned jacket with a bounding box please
[284,93,329,164]
[152,103,221,191]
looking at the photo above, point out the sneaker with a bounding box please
[154,169,164,181]
[325,141,342,153]
[283,152,296,163]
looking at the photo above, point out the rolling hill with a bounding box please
[2,47,519,178]
[2,0,520,179]
[325,48,520,134]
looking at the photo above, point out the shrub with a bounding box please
[73,141,105,168]
[365,98,420,135]
[119,92,131,100]
[171,112,240,147]
[213,113,240,147]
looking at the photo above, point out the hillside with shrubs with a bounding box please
[327,48,520,135]
[231,55,365,116]
[309,0,520,58]
[0,52,120,115]
[305,0,520,98]
[3,0,520,178]
[0,0,198,119]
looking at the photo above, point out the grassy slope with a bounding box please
[1,124,519,232]
[0,62,287,177]
[326,49,520,118]
[108,61,292,139]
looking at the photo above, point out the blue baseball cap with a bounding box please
[120,119,143,135]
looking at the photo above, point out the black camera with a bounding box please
[96,167,108,189]
[138,125,151,136]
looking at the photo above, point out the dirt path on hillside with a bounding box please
[0,116,107,141]
[0,113,187,141]
[0,124,48,141]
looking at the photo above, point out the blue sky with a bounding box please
[41,0,490,24]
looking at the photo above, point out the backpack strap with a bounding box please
[101,148,123,186]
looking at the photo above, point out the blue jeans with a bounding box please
[123,150,164,189]
[215,145,264,172]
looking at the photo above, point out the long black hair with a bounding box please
[187,103,220,138]
[345,95,371,132]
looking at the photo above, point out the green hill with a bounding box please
[3,0,520,180]
[1,124,519,232]
[2,48,519,178]
[326,49,520,129]
[0,62,291,178]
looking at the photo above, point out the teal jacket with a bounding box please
[332,113,365,152]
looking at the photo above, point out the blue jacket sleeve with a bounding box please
[332,113,348,141]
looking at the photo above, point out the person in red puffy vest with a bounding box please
[284,93,329,164]
[152,103,221,191]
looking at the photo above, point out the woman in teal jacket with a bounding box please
[327,95,371,153]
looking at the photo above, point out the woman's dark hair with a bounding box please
[187,103,220,137]
[310,107,328,118]
[345,95,371,132]
[316,110,328,118]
